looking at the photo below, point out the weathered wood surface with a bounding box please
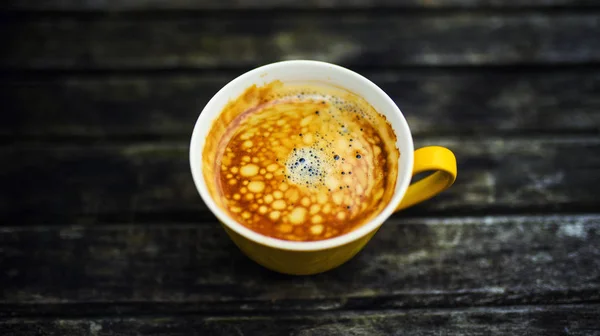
[2,0,598,10]
[2,305,600,335]
[3,13,600,70]
[3,70,599,138]
[1,137,598,223]
[1,215,598,316]
[2,1,600,332]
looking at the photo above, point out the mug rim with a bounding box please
[189,60,414,251]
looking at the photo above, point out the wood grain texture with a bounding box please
[3,70,600,138]
[1,215,599,315]
[2,0,598,10]
[3,13,600,70]
[1,137,598,223]
[2,305,600,335]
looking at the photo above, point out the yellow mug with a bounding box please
[190,60,457,275]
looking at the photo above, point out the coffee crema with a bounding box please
[203,81,399,242]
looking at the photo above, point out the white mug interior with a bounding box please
[189,60,414,251]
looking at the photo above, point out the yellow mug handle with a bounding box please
[395,146,457,212]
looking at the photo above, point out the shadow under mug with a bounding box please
[190,60,457,275]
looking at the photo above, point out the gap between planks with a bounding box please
[2,134,599,147]
[1,214,598,231]
[1,303,599,320]
[5,63,600,78]
[3,6,600,18]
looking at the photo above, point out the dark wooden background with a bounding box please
[1,0,600,335]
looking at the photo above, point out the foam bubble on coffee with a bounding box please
[285,147,331,188]
[202,81,399,242]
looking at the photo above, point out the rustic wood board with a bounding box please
[3,70,599,138]
[1,137,598,223]
[2,305,600,335]
[3,13,600,70]
[2,2,600,333]
[1,215,598,316]
[2,0,598,10]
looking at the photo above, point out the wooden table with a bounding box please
[2,1,600,335]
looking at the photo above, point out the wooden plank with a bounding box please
[1,137,598,223]
[3,70,600,138]
[3,13,600,70]
[1,216,599,316]
[2,0,598,11]
[1,305,600,335]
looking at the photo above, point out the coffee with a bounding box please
[203,81,399,241]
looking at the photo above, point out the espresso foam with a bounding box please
[286,147,332,188]
[202,81,399,242]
